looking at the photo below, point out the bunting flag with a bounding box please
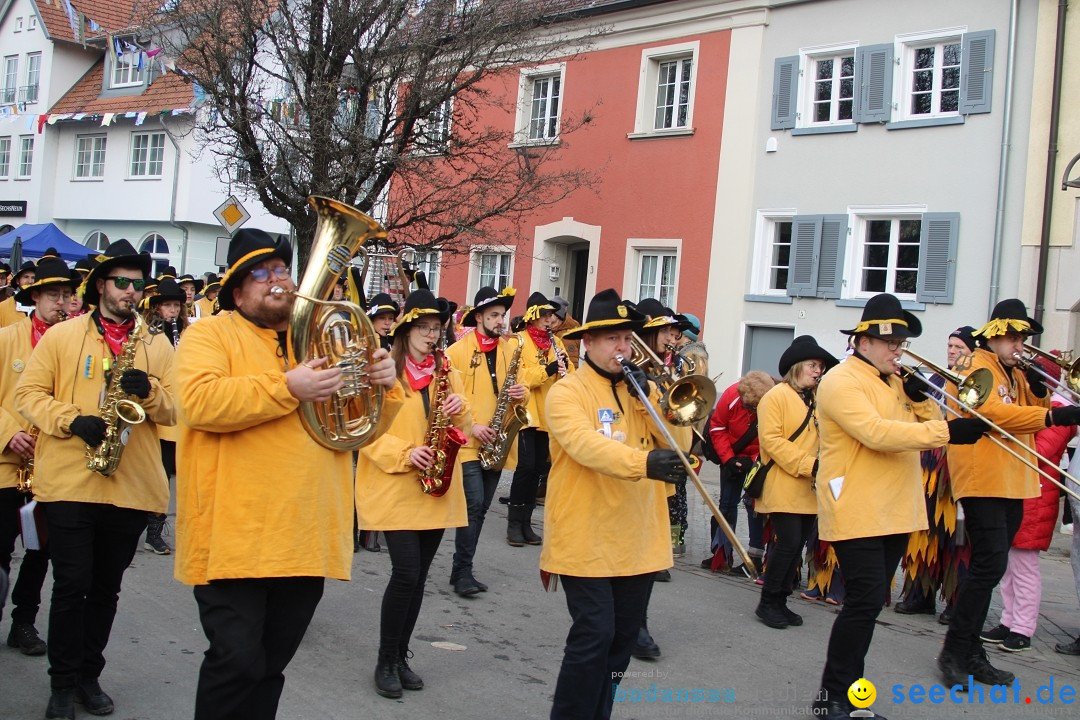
[101,113,115,126]
[135,111,147,126]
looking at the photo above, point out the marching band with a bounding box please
[1,209,1080,720]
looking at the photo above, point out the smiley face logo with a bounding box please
[847,678,876,709]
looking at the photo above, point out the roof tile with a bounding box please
[49,59,195,115]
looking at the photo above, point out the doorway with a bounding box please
[742,325,795,377]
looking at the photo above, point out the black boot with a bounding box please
[45,688,76,720]
[144,513,171,555]
[967,645,1015,685]
[895,589,935,615]
[506,504,527,547]
[374,649,403,698]
[521,504,542,545]
[631,623,661,659]
[398,648,424,690]
[74,678,114,715]
[755,591,790,629]
[778,593,803,627]
[937,649,969,689]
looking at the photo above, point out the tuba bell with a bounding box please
[281,196,387,451]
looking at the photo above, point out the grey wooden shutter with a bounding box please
[816,214,848,298]
[916,213,959,303]
[786,215,821,297]
[960,30,995,115]
[771,56,799,130]
[855,44,894,123]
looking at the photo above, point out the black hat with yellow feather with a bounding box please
[522,291,556,324]
[839,292,922,339]
[973,298,1043,340]
[562,289,646,340]
[218,229,293,311]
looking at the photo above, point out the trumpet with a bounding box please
[1012,344,1080,405]
[901,349,1080,503]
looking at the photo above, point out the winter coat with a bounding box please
[756,382,818,515]
[709,382,759,464]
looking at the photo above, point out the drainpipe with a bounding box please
[1032,0,1069,345]
[159,114,189,273]
[987,0,1020,309]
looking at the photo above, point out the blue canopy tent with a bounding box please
[0,224,90,263]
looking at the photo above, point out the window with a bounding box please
[14,17,23,32]
[140,234,171,276]
[74,135,107,179]
[477,252,511,291]
[905,40,961,117]
[28,15,37,31]
[414,98,453,154]
[631,42,698,137]
[85,231,110,251]
[637,251,677,308]
[112,49,145,88]
[0,137,10,178]
[854,217,922,298]
[22,53,41,105]
[130,132,165,177]
[2,57,16,105]
[750,216,794,296]
[413,250,440,294]
[807,52,855,125]
[512,64,564,145]
[16,136,32,178]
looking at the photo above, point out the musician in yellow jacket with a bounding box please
[15,240,175,719]
[937,299,1080,689]
[506,291,573,546]
[810,294,988,720]
[445,286,527,596]
[0,260,36,328]
[0,258,77,658]
[355,289,472,700]
[541,289,690,720]
[175,229,400,720]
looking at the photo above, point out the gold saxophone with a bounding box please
[86,314,148,476]
[15,426,39,494]
[478,334,530,471]
[419,345,467,496]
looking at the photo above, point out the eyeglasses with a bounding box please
[876,338,910,352]
[106,276,147,291]
[413,325,442,336]
[249,266,291,283]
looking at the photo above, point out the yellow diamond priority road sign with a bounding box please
[213,195,251,233]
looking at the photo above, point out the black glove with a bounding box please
[902,373,928,402]
[70,415,108,447]
[947,418,990,445]
[645,449,687,485]
[1049,406,1080,427]
[621,360,651,397]
[119,369,151,399]
[545,361,560,377]
[724,455,753,475]
[1025,366,1048,398]
[812,460,819,477]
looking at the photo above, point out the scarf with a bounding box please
[405,353,437,391]
[527,325,551,351]
[30,313,51,348]
[100,315,135,357]
[474,331,499,353]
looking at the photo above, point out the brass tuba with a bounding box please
[280,196,386,451]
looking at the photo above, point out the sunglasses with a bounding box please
[249,266,291,283]
[106,276,148,291]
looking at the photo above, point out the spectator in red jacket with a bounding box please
[981,355,1077,652]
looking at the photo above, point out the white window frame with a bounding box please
[622,238,682,309]
[413,97,453,155]
[894,27,966,123]
[844,205,928,301]
[16,135,32,179]
[2,56,17,105]
[111,49,146,89]
[28,15,37,31]
[84,231,110,251]
[74,134,107,180]
[467,246,515,299]
[750,209,798,296]
[797,42,858,129]
[413,249,441,295]
[129,131,165,178]
[23,53,41,105]
[14,17,23,32]
[511,63,565,147]
[629,41,699,138]
[0,136,10,178]
[139,233,171,276]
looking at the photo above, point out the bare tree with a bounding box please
[147,0,600,268]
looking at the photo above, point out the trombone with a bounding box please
[617,355,758,579]
[901,349,1080,503]
[1012,344,1080,405]
[631,334,717,431]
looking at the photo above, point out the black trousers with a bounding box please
[0,487,50,626]
[819,533,907,702]
[41,501,146,688]
[452,461,501,579]
[380,529,443,654]
[550,573,654,720]
[193,577,324,720]
[509,428,549,505]
[944,496,1023,658]
[762,513,815,596]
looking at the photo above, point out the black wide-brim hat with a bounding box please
[973,298,1043,339]
[366,292,400,319]
[463,286,516,327]
[391,289,451,336]
[218,229,293,311]
[74,257,96,276]
[563,288,647,340]
[634,298,667,320]
[14,260,36,284]
[15,258,78,304]
[523,291,556,323]
[83,239,152,306]
[642,306,693,333]
[40,247,60,260]
[158,265,179,281]
[178,273,205,294]
[840,293,922,339]
[149,277,187,305]
[203,273,222,293]
[779,335,840,377]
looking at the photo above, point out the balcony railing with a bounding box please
[19,85,39,104]
[0,87,15,105]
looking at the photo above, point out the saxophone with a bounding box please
[418,345,467,496]
[478,334,530,470]
[86,314,148,476]
[15,427,39,494]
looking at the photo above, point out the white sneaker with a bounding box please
[1061,522,1074,535]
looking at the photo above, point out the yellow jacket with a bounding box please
[355,365,472,531]
[14,313,175,512]
[815,356,948,542]
[946,348,1050,500]
[446,331,529,463]
[540,363,690,577]
[0,296,27,328]
[195,297,215,319]
[173,312,404,585]
[756,382,819,515]
[0,318,33,490]
[517,330,573,431]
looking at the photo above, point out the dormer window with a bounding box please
[111,47,146,89]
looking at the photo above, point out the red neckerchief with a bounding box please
[527,325,551,350]
[99,315,134,357]
[30,313,51,348]
[405,353,437,391]
[474,331,498,353]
